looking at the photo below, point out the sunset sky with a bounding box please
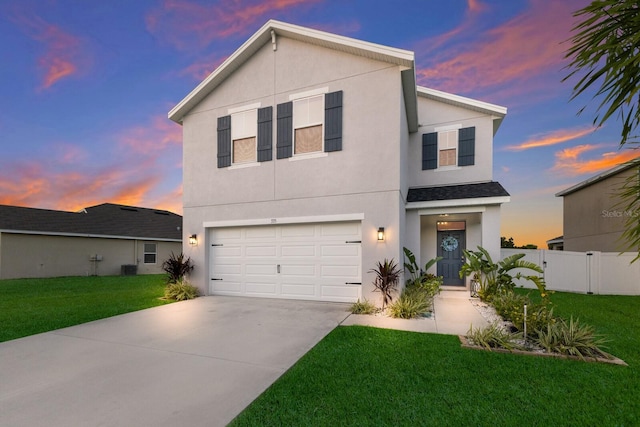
[1,0,636,248]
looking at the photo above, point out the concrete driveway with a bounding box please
[0,297,350,427]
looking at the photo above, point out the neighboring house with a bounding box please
[169,20,509,303]
[546,235,564,250]
[556,158,640,252]
[0,203,182,279]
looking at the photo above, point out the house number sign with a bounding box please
[441,236,459,252]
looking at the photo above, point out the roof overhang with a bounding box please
[416,86,507,134]
[169,20,417,127]
[406,196,511,211]
[0,229,182,242]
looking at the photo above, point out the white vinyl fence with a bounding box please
[500,249,640,295]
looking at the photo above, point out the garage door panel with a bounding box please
[321,222,359,237]
[245,264,277,276]
[245,226,277,239]
[245,282,277,295]
[281,264,315,276]
[321,245,359,256]
[281,245,316,257]
[212,281,242,293]
[214,245,242,258]
[280,224,315,238]
[281,283,315,296]
[321,265,359,277]
[210,221,361,302]
[246,245,277,257]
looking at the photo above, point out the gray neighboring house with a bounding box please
[556,158,640,253]
[0,203,182,279]
[169,20,510,304]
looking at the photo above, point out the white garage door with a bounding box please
[209,221,361,302]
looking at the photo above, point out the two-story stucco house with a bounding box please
[169,20,509,304]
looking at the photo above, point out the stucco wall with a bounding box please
[563,167,636,252]
[0,233,181,279]
[407,96,494,188]
[181,35,408,298]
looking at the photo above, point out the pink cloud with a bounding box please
[146,0,320,51]
[12,13,89,90]
[552,145,639,176]
[416,0,583,100]
[505,125,597,151]
[118,115,183,154]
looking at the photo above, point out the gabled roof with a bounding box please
[0,203,182,241]
[556,157,640,197]
[168,20,419,132]
[417,86,507,134]
[407,182,510,203]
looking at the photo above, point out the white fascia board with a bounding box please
[169,19,415,124]
[406,196,511,211]
[417,86,507,116]
[203,213,365,229]
[0,229,181,242]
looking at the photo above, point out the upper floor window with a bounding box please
[422,126,475,170]
[231,109,257,164]
[293,95,324,155]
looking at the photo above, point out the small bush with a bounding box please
[164,279,199,301]
[162,252,194,284]
[535,317,610,360]
[388,289,432,319]
[350,299,377,314]
[466,323,523,351]
[491,291,552,337]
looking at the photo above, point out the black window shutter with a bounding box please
[422,132,437,170]
[324,90,343,152]
[458,126,475,166]
[257,106,273,162]
[276,102,293,159]
[217,115,231,168]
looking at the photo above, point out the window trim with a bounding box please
[292,94,325,156]
[230,108,258,165]
[143,242,157,265]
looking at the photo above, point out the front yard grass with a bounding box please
[230,291,640,426]
[0,275,171,342]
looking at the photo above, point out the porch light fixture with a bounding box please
[377,227,385,241]
[189,234,198,246]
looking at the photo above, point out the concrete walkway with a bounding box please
[0,291,486,427]
[342,290,490,335]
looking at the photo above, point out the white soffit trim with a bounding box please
[203,213,365,228]
[418,206,486,215]
[417,86,507,116]
[169,19,415,124]
[406,196,511,211]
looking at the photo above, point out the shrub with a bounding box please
[466,323,523,351]
[535,317,610,360]
[164,279,199,301]
[350,299,377,314]
[388,288,432,319]
[491,291,553,338]
[369,259,402,308]
[162,252,194,284]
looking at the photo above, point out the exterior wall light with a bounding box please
[189,234,198,246]
[377,227,385,241]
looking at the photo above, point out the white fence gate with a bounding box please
[500,249,640,295]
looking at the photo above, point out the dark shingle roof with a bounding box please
[0,203,182,240]
[407,182,510,203]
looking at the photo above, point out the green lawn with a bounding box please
[230,291,640,426]
[0,275,171,342]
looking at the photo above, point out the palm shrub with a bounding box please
[164,278,199,301]
[162,252,194,284]
[459,246,547,302]
[388,286,433,319]
[349,299,377,314]
[369,259,402,308]
[403,247,442,287]
[535,317,611,360]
